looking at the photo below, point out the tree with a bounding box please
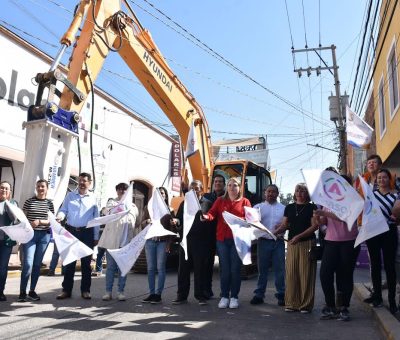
[279,193,293,205]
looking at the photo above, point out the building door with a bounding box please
[0,158,16,199]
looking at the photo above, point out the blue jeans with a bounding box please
[145,240,167,295]
[96,247,106,272]
[20,230,51,292]
[105,251,127,293]
[216,239,242,299]
[49,242,59,272]
[254,238,285,300]
[0,241,13,293]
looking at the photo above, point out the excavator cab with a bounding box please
[211,160,271,205]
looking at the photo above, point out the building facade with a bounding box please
[0,25,175,215]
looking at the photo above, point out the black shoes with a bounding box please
[172,297,188,305]
[337,308,350,321]
[150,294,162,304]
[370,299,383,308]
[28,291,40,301]
[198,299,208,305]
[277,299,285,306]
[0,292,6,301]
[17,292,27,302]
[250,296,264,305]
[142,294,156,303]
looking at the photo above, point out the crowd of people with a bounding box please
[0,154,399,323]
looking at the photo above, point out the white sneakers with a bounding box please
[218,297,239,309]
[218,297,230,308]
[102,292,126,301]
[229,298,239,309]
[117,292,126,301]
[102,292,112,301]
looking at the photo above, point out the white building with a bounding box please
[0,25,176,220]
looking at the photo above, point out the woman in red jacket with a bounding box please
[203,177,251,309]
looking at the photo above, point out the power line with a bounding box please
[130,0,328,126]
[349,0,373,107]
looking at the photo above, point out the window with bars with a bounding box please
[378,80,386,137]
[388,46,399,116]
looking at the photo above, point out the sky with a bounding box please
[0,0,367,194]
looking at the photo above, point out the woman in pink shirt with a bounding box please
[203,178,251,309]
[315,174,360,322]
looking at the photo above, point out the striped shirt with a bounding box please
[23,197,55,231]
[373,190,398,227]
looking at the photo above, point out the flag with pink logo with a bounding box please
[302,169,364,231]
[354,176,389,247]
[49,212,93,266]
[86,184,133,228]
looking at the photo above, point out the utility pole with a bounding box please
[292,45,348,174]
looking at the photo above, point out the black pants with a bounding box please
[177,242,212,300]
[320,240,360,308]
[62,227,94,294]
[366,227,398,303]
[204,241,216,296]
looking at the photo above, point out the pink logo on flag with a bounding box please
[323,177,346,201]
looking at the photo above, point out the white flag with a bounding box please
[302,169,364,231]
[108,224,150,277]
[0,202,33,244]
[346,106,373,149]
[181,190,201,260]
[48,212,93,266]
[144,188,178,240]
[244,206,277,240]
[354,176,389,247]
[185,120,198,158]
[222,211,255,265]
[87,184,133,228]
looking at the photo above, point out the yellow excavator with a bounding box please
[20,0,271,210]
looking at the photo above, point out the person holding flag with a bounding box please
[55,173,99,300]
[363,169,399,314]
[202,177,251,309]
[274,183,318,313]
[314,174,360,321]
[0,181,18,301]
[141,187,178,304]
[98,183,139,302]
[18,179,54,302]
[173,180,214,305]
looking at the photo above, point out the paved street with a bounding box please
[0,258,384,340]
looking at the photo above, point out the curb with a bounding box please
[354,283,400,340]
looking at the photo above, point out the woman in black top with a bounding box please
[19,179,54,302]
[275,183,317,313]
[364,169,398,314]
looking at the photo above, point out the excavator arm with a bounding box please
[21,0,212,209]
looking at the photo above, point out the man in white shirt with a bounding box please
[250,184,286,306]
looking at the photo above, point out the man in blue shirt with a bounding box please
[251,184,286,306]
[56,173,99,300]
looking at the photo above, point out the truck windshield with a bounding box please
[212,163,244,185]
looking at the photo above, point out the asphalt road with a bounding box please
[0,263,384,340]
